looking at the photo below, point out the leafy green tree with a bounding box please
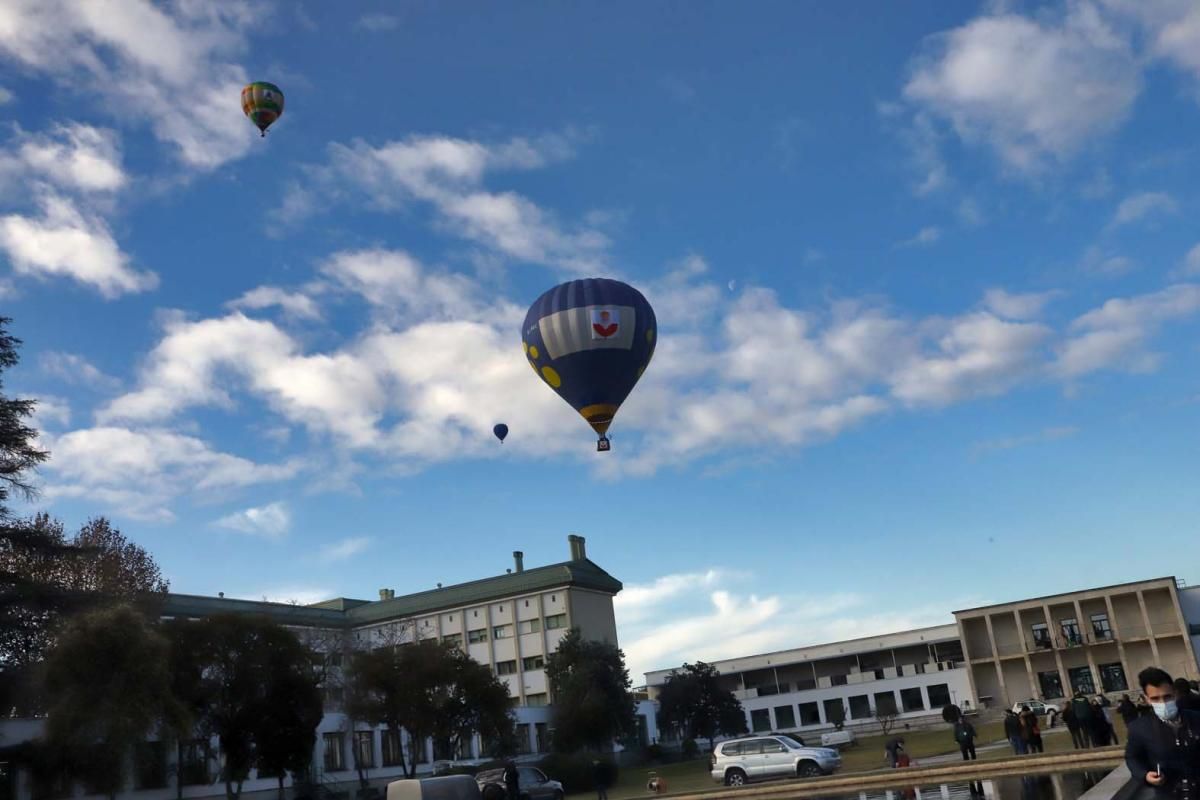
[43,605,186,800]
[545,628,636,752]
[655,661,747,752]
[0,317,48,516]
[346,638,516,778]
[253,637,324,800]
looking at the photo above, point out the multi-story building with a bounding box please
[644,625,971,739]
[954,577,1200,709]
[1,535,625,800]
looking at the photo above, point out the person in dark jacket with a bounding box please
[1091,698,1113,747]
[593,760,613,800]
[885,737,905,767]
[1071,691,1095,748]
[955,718,978,761]
[1126,667,1200,799]
[503,760,521,800]
[1120,695,1140,726]
[1063,703,1085,749]
[1005,710,1027,755]
[1020,706,1044,753]
[1175,679,1200,713]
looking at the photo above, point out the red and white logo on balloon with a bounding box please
[591,307,620,339]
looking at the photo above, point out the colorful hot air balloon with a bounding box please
[241,81,284,137]
[522,278,656,451]
[493,423,509,443]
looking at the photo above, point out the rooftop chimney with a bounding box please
[567,534,587,561]
[513,551,525,573]
[379,588,394,601]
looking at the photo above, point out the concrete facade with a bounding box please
[644,625,972,740]
[953,577,1199,710]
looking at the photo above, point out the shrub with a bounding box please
[644,743,664,762]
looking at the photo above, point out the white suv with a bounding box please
[1011,700,1058,716]
[710,734,841,786]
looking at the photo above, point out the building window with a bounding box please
[323,733,346,772]
[1031,623,1052,650]
[774,705,797,728]
[523,655,545,671]
[535,722,549,753]
[900,687,925,712]
[874,692,898,716]
[468,628,488,643]
[355,731,375,769]
[525,600,530,607]
[443,633,463,647]
[799,702,821,726]
[1039,671,1065,699]
[927,684,952,709]
[545,613,567,630]
[450,615,454,621]
[848,695,871,719]
[751,708,772,731]
[1100,663,1128,692]
[134,741,168,789]
[823,698,845,725]
[518,619,541,634]
[526,693,548,707]
[1069,666,1096,695]
[496,660,518,676]
[383,731,403,767]
[516,724,532,755]
[499,606,504,612]
[1091,614,1113,641]
[493,624,513,639]
[1060,618,1083,646]
[830,674,848,686]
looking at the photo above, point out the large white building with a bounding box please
[1,535,628,800]
[644,625,971,740]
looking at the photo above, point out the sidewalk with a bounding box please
[915,726,1074,766]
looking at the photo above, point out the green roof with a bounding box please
[161,557,622,629]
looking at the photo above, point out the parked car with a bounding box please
[476,767,563,800]
[819,730,857,749]
[710,734,841,787]
[1011,700,1057,716]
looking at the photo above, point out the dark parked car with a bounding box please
[476,767,564,800]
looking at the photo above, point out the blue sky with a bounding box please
[2,1,1199,681]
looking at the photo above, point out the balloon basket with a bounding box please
[596,436,611,452]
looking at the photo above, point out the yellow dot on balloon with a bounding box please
[529,345,540,359]
[541,366,561,388]
[646,328,655,343]
[522,341,529,354]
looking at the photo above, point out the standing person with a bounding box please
[503,760,521,800]
[1072,691,1095,748]
[1091,699,1112,747]
[1125,667,1200,798]
[1064,703,1085,749]
[593,760,612,800]
[1175,679,1200,713]
[955,717,978,761]
[1120,694,1139,727]
[885,737,905,768]
[1005,710,1027,755]
[1020,706,1043,754]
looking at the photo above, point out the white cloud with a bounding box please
[983,288,1061,320]
[276,133,605,274]
[0,1,261,169]
[0,87,11,105]
[228,286,322,320]
[1182,243,1200,276]
[617,568,970,684]
[1101,1,1200,87]
[215,501,290,538]
[896,226,941,248]
[14,123,126,193]
[904,4,1140,172]
[356,14,399,31]
[971,425,1079,458]
[43,426,301,522]
[246,586,333,606]
[1055,284,1200,378]
[1111,191,1178,227]
[0,192,158,297]
[321,536,371,561]
[1080,246,1137,277]
[40,351,121,391]
[30,395,70,428]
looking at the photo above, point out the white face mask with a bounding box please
[1152,700,1179,721]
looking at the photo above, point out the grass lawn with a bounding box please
[566,714,1135,800]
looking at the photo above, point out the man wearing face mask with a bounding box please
[1126,667,1200,800]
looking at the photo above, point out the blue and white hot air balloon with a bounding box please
[522,278,657,451]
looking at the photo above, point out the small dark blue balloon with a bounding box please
[522,278,656,443]
[493,423,509,442]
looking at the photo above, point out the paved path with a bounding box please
[913,726,1078,766]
